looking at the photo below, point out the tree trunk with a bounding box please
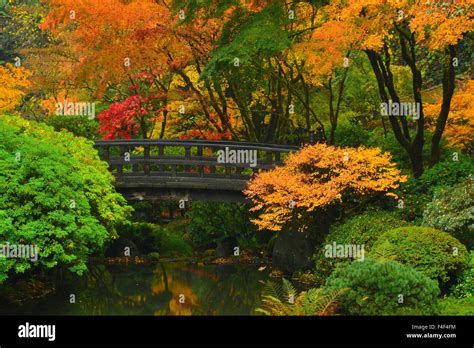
[327,78,336,145]
[365,47,425,178]
[430,45,456,166]
[409,145,424,179]
[159,109,167,139]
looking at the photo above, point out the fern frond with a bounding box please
[315,288,347,316]
[256,279,345,316]
[281,278,297,301]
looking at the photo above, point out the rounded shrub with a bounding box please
[323,259,440,315]
[147,252,161,261]
[370,227,468,287]
[313,210,407,285]
[0,116,132,282]
[186,201,257,249]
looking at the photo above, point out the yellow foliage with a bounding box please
[244,144,407,231]
[425,80,474,151]
[409,0,474,50]
[0,64,31,113]
[324,0,472,53]
[292,21,354,86]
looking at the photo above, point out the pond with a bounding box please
[0,262,273,316]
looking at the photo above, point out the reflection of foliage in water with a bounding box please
[64,262,269,315]
[72,264,125,315]
[190,265,268,315]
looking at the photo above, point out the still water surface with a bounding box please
[1,262,271,315]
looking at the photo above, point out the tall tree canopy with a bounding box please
[3,0,472,176]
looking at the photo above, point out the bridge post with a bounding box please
[144,145,150,175]
[158,145,165,172]
[197,145,204,177]
[309,130,315,145]
[172,164,177,177]
[118,145,127,175]
[102,146,110,162]
[184,146,191,172]
[266,151,272,163]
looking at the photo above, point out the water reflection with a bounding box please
[0,262,269,316]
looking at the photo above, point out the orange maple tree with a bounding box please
[425,80,474,152]
[245,144,406,232]
[317,0,473,176]
[40,0,237,138]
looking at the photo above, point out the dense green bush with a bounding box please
[366,129,412,169]
[370,227,468,287]
[313,210,407,285]
[450,251,473,299]
[119,222,161,252]
[186,201,258,249]
[405,158,474,195]
[323,259,440,315]
[43,115,99,139]
[159,229,193,257]
[397,158,474,222]
[119,222,192,257]
[423,177,474,248]
[438,297,474,316]
[333,122,371,148]
[0,116,131,282]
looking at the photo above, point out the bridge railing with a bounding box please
[94,139,298,180]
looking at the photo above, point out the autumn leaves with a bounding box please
[245,143,406,232]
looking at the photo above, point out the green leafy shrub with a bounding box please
[438,297,474,316]
[450,251,473,299]
[413,159,474,191]
[120,222,192,257]
[159,230,193,257]
[147,252,161,261]
[0,116,131,282]
[333,122,371,148]
[370,227,468,287]
[43,115,99,139]
[119,222,160,252]
[186,201,257,249]
[323,259,440,315]
[366,130,411,169]
[313,210,407,285]
[397,158,474,222]
[422,177,474,248]
[165,218,190,234]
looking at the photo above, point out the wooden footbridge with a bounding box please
[94,139,298,202]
